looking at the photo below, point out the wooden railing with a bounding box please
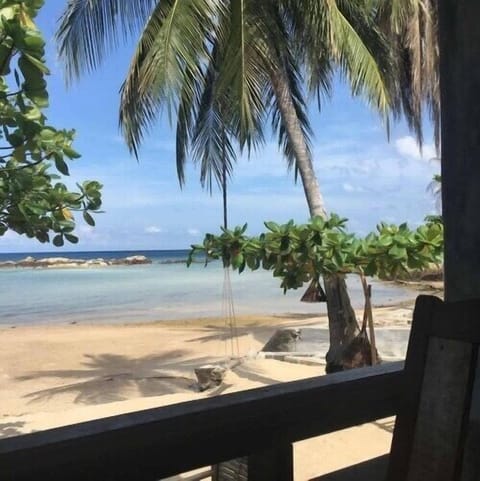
[0,361,403,481]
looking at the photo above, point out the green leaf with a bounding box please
[63,145,81,159]
[83,211,95,226]
[388,245,407,260]
[264,221,280,233]
[64,233,79,244]
[53,234,64,247]
[54,156,69,175]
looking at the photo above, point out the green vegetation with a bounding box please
[0,0,102,245]
[188,215,443,296]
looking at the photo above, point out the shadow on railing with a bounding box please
[0,361,403,481]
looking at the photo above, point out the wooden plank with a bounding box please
[406,337,473,481]
[0,361,403,481]
[460,350,480,481]
[387,296,438,481]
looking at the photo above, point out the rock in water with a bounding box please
[261,328,301,352]
[123,255,152,265]
[194,365,227,391]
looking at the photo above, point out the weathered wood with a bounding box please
[388,296,480,481]
[213,458,248,481]
[0,362,403,481]
[460,351,480,481]
[407,338,473,481]
[387,295,437,481]
[439,0,480,301]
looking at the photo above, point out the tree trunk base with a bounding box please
[323,274,359,373]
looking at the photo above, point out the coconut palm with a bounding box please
[56,0,398,371]
[377,0,440,149]
[427,174,442,213]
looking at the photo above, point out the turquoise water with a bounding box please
[0,250,418,326]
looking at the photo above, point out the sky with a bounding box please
[0,2,440,253]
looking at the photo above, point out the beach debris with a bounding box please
[261,328,301,352]
[194,365,227,391]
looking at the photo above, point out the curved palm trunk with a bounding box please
[270,68,358,372]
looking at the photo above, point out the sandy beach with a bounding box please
[0,299,425,479]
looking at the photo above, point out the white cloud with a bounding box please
[395,136,437,161]
[342,182,365,193]
[187,228,200,236]
[145,226,163,234]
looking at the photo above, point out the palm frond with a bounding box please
[191,43,236,192]
[281,0,334,107]
[216,0,273,152]
[119,0,222,156]
[325,0,391,118]
[57,0,156,82]
[376,0,440,151]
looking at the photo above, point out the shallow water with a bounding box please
[0,250,418,326]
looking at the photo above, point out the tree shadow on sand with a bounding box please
[17,350,214,406]
[185,325,272,346]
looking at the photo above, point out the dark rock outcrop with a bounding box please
[261,328,301,352]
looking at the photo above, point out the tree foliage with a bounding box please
[0,0,102,245]
[57,0,393,191]
[188,215,443,294]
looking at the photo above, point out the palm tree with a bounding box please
[377,0,440,149]
[427,174,442,213]
[56,0,398,371]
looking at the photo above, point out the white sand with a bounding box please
[0,304,413,480]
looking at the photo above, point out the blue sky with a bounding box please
[1,3,440,253]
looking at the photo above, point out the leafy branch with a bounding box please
[188,214,443,297]
[0,0,102,245]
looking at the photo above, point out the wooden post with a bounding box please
[247,444,293,481]
[439,0,480,302]
[214,444,293,481]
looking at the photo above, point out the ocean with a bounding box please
[0,249,417,326]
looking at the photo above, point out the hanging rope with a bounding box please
[222,266,240,359]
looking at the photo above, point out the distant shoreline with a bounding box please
[0,255,153,269]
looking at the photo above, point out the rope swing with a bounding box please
[222,266,240,359]
[220,128,240,360]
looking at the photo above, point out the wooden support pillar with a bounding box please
[247,444,293,481]
[213,444,293,481]
[439,0,480,302]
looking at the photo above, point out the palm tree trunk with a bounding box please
[270,67,358,372]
